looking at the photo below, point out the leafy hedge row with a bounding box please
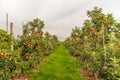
[64,7,120,80]
[0,18,60,80]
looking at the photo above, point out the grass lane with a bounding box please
[27,44,82,80]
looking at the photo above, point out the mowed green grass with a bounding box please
[28,44,82,80]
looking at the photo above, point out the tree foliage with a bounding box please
[0,18,60,79]
[0,29,12,50]
[64,7,120,80]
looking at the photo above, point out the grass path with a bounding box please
[27,44,82,80]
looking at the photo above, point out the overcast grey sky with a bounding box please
[0,0,120,41]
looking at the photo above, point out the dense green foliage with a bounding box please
[27,44,82,80]
[0,29,12,50]
[64,7,120,80]
[0,30,14,79]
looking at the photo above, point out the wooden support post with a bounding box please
[10,22,13,50]
[6,13,8,33]
[10,23,13,34]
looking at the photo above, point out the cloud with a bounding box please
[1,0,120,41]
